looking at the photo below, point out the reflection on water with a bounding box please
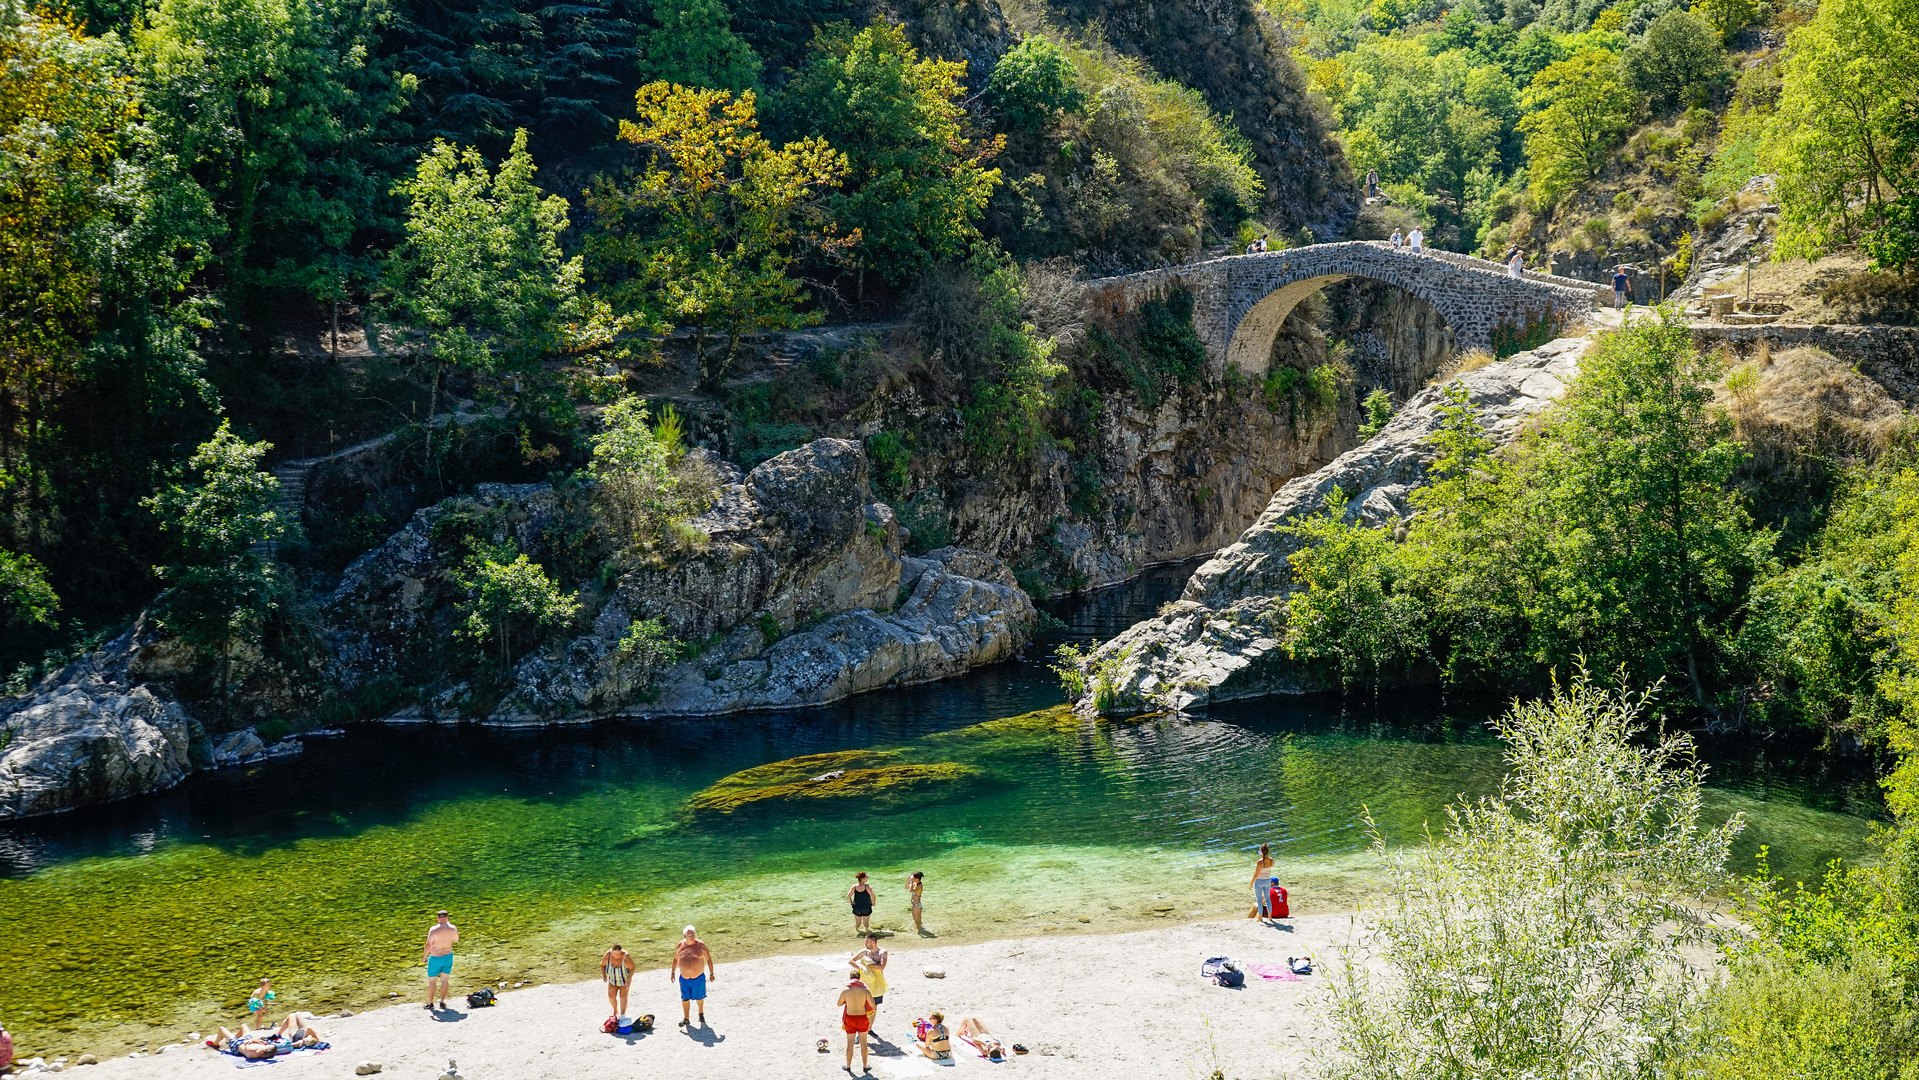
[0,559,1886,1056]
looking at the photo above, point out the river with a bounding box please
[0,561,1887,1058]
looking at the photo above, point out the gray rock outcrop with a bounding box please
[0,630,204,820]
[326,438,1036,724]
[1075,335,1591,712]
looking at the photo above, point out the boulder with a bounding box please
[0,630,205,820]
[1076,335,1592,712]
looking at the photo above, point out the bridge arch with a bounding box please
[1086,242,1603,376]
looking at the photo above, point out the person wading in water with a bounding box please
[847,872,877,935]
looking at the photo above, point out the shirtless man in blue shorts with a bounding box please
[672,926,716,1028]
[423,910,459,1010]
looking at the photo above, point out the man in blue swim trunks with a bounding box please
[423,910,459,1010]
[671,925,716,1028]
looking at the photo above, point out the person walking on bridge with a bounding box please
[1390,228,1404,251]
[1407,225,1424,253]
[1506,247,1525,278]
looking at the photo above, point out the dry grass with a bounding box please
[1456,348,1497,374]
[1717,345,1908,474]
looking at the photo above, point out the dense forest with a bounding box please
[2,0,1917,730]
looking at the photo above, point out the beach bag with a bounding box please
[1270,884,1290,919]
[1215,964,1245,988]
[616,1016,634,1035]
[1289,956,1313,975]
[637,1014,655,1032]
[466,988,496,1009]
[602,1016,620,1035]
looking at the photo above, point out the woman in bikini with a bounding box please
[1249,843,1276,920]
[906,870,924,932]
[918,1011,952,1060]
[847,872,876,935]
[602,942,633,1016]
[957,1017,1009,1060]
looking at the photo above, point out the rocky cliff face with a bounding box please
[326,438,1036,724]
[1072,335,1591,711]
[869,354,1357,594]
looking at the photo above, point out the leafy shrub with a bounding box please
[988,37,1084,131]
[1490,314,1558,358]
[616,617,686,688]
[1135,290,1208,386]
[454,543,580,668]
[591,395,717,547]
[865,431,911,494]
[892,495,952,555]
[1358,388,1395,440]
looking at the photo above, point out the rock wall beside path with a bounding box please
[1073,335,1592,712]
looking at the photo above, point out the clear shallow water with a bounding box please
[0,561,1886,1057]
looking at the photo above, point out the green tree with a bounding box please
[0,5,134,544]
[455,545,579,668]
[1693,0,1761,40]
[1520,48,1640,202]
[0,551,59,630]
[588,83,847,390]
[772,22,1002,284]
[635,0,761,92]
[385,129,591,451]
[988,37,1084,131]
[1282,312,1764,704]
[133,0,410,326]
[1318,673,1741,1080]
[144,420,296,719]
[1621,9,1727,114]
[1765,0,1919,260]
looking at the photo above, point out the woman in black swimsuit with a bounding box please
[847,872,876,935]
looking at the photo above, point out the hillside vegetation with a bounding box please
[0,0,1341,682]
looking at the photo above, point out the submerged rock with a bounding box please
[1074,335,1592,712]
[684,751,987,816]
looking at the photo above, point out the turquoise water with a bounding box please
[0,563,1887,1058]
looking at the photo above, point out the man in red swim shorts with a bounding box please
[835,978,876,1074]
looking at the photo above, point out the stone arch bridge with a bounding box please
[1083,241,1605,372]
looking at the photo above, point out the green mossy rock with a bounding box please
[685,752,987,817]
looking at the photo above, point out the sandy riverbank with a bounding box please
[66,915,1354,1080]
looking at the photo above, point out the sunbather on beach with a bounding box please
[917,1012,952,1060]
[957,1017,1008,1060]
[602,943,633,1016]
[212,1012,325,1060]
[836,978,876,1073]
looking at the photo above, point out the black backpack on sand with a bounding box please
[467,988,497,1008]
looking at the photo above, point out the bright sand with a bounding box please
[76,915,1350,1080]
